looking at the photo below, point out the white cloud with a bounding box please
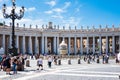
[25,7,36,12]
[63,2,71,9]
[61,17,82,29]
[0,10,4,19]
[75,5,83,13]
[44,10,53,14]
[0,0,8,2]
[46,0,56,7]
[45,1,71,19]
[53,8,64,13]
[45,8,65,15]
[52,15,63,19]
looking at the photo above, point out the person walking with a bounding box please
[53,56,57,65]
[48,56,52,68]
[5,57,11,75]
[102,53,105,64]
[12,58,17,74]
[37,58,43,70]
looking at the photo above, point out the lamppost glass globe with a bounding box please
[22,6,24,12]
[2,4,6,13]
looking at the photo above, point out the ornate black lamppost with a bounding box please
[2,0,24,56]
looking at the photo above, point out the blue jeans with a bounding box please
[13,64,17,74]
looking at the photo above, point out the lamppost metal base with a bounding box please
[8,47,18,56]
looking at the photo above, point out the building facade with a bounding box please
[0,22,120,55]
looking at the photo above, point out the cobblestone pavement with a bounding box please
[0,59,120,80]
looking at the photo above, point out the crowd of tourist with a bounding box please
[0,52,120,75]
[0,54,25,75]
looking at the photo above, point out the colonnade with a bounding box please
[0,34,120,55]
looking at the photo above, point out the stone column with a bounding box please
[54,37,57,54]
[93,36,95,54]
[16,36,18,48]
[87,36,89,54]
[22,36,25,54]
[29,36,32,54]
[112,35,115,53]
[57,36,59,54]
[2,34,5,49]
[106,36,108,54]
[68,37,71,55]
[99,36,102,54]
[74,36,76,55]
[80,37,83,54]
[16,35,19,53]
[35,36,39,54]
[45,36,48,54]
[41,36,44,54]
[9,35,12,48]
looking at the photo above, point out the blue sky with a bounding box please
[0,0,120,29]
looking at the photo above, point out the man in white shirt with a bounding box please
[37,58,43,70]
[48,56,52,68]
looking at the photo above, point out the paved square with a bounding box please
[0,59,120,80]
